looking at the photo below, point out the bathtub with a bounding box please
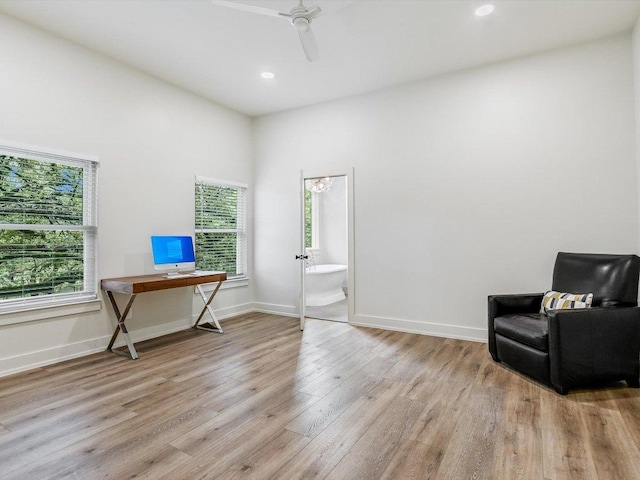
[305,264,347,307]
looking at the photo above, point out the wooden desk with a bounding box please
[101,271,227,359]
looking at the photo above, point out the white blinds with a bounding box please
[195,176,247,278]
[0,142,98,311]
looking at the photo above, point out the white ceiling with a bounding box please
[1,0,640,117]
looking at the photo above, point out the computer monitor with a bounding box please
[150,235,196,276]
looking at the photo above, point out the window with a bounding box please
[304,187,319,250]
[304,188,313,249]
[0,142,98,312]
[195,176,247,279]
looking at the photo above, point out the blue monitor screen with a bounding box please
[151,236,195,265]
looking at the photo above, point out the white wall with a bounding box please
[634,17,640,250]
[1,12,638,376]
[254,35,639,340]
[0,13,254,375]
[318,176,347,266]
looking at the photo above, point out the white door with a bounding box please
[299,169,355,329]
[298,170,307,331]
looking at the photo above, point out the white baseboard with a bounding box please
[194,302,257,322]
[351,313,487,343]
[248,303,487,343]
[0,303,487,378]
[252,302,299,318]
[0,336,108,378]
[0,302,258,378]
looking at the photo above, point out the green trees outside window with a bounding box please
[305,188,312,249]
[0,152,97,304]
[195,179,247,277]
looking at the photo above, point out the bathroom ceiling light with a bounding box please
[475,4,495,16]
[260,71,275,79]
[305,177,334,193]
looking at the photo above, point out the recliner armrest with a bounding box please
[548,306,640,390]
[488,293,544,360]
[488,293,544,318]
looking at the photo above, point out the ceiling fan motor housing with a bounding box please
[292,16,311,31]
[287,2,321,29]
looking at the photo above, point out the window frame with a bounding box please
[194,175,248,282]
[0,140,99,315]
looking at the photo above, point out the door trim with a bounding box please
[300,168,355,325]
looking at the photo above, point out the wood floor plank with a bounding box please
[164,391,320,479]
[540,389,598,480]
[103,445,194,480]
[2,405,219,480]
[503,375,542,427]
[169,384,319,458]
[298,351,397,399]
[382,334,442,384]
[0,403,138,476]
[0,367,47,396]
[324,394,425,480]
[378,440,444,480]
[405,378,474,449]
[121,375,233,417]
[274,378,405,480]
[0,384,88,427]
[492,421,543,479]
[604,389,640,453]
[215,429,311,480]
[581,404,640,479]
[1,313,640,479]
[490,380,544,479]
[201,359,328,413]
[285,366,384,438]
[431,383,505,480]
[2,375,168,431]
[399,340,475,402]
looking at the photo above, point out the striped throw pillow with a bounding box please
[540,291,593,314]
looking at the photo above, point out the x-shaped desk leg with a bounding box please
[193,281,223,333]
[105,291,139,359]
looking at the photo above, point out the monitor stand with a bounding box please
[164,270,195,278]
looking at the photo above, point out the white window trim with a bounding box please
[195,175,247,189]
[0,140,99,317]
[0,139,99,165]
[0,298,101,326]
[196,276,249,294]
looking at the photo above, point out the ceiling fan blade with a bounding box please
[298,26,319,62]
[210,0,287,18]
[306,6,323,19]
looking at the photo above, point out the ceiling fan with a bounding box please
[211,0,323,62]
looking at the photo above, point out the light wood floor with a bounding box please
[1,313,640,479]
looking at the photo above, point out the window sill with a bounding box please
[0,299,102,326]
[196,276,249,293]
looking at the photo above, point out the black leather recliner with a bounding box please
[488,252,640,395]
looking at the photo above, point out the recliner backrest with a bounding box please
[552,252,640,308]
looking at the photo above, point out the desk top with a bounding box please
[101,271,227,294]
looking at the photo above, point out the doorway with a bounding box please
[299,169,354,329]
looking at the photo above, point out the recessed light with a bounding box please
[475,4,495,16]
[260,71,275,79]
